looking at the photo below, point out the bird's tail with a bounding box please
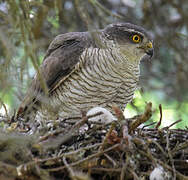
[16,94,39,120]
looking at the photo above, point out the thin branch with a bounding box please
[48,144,120,172]
[155,104,162,129]
[129,102,152,133]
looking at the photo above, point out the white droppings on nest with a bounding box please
[149,165,164,180]
[150,165,173,180]
[87,107,117,124]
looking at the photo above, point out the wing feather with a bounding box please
[17,32,91,118]
[42,32,90,90]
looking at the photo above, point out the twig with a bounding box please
[157,159,188,180]
[63,157,92,180]
[166,130,176,180]
[142,122,156,129]
[99,121,116,151]
[0,161,18,177]
[39,112,89,143]
[88,0,123,19]
[163,119,182,130]
[120,153,130,180]
[60,111,104,124]
[63,157,75,177]
[133,137,157,166]
[147,138,168,158]
[104,153,117,167]
[129,102,152,133]
[48,144,120,172]
[36,143,101,164]
[155,104,162,129]
[112,106,124,121]
[128,168,139,180]
[171,141,188,155]
[91,167,121,172]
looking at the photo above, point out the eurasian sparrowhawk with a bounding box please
[17,23,154,119]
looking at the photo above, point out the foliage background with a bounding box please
[0,0,187,128]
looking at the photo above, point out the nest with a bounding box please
[0,102,187,180]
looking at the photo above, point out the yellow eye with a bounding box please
[132,34,141,43]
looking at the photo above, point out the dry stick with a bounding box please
[129,102,152,133]
[98,106,124,151]
[18,1,48,97]
[48,144,120,172]
[99,121,116,151]
[120,163,127,180]
[99,106,121,151]
[88,0,123,19]
[133,137,157,166]
[166,130,176,180]
[120,152,130,180]
[0,161,18,177]
[112,106,124,121]
[61,112,105,125]
[128,168,139,180]
[75,0,99,38]
[63,157,75,178]
[39,129,63,142]
[64,143,101,157]
[36,143,102,164]
[142,122,156,129]
[20,143,102,171]
[39,112,88,142]
[163,119,182,130]
[39,111,103,142]
[148,138,168,158]
[157,159,188,180]
[38,113,89,150]
[171,141,188,155]
[63,157,91,180]
[138,149,158,170]
[91,167,121,172]
[87,111,104,120]
[104,153,117,167]
[155,104,162,129]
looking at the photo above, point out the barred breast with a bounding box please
[50,46,140,117]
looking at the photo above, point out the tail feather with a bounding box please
[16,95,38,119]
[16,81,43,120]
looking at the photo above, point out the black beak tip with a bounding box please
[146,49,154,58]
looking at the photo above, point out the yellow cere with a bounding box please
[147,42,153,49]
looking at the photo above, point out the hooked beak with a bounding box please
[146,48,154,58]
[145,41,154,58]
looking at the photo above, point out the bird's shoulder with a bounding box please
[40,31,93,92]
[44,32,91,59]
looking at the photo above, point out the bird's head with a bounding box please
[103,22,154,64]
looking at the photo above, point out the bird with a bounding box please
[16,22,154,120]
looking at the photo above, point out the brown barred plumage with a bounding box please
[17,23,153,119]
